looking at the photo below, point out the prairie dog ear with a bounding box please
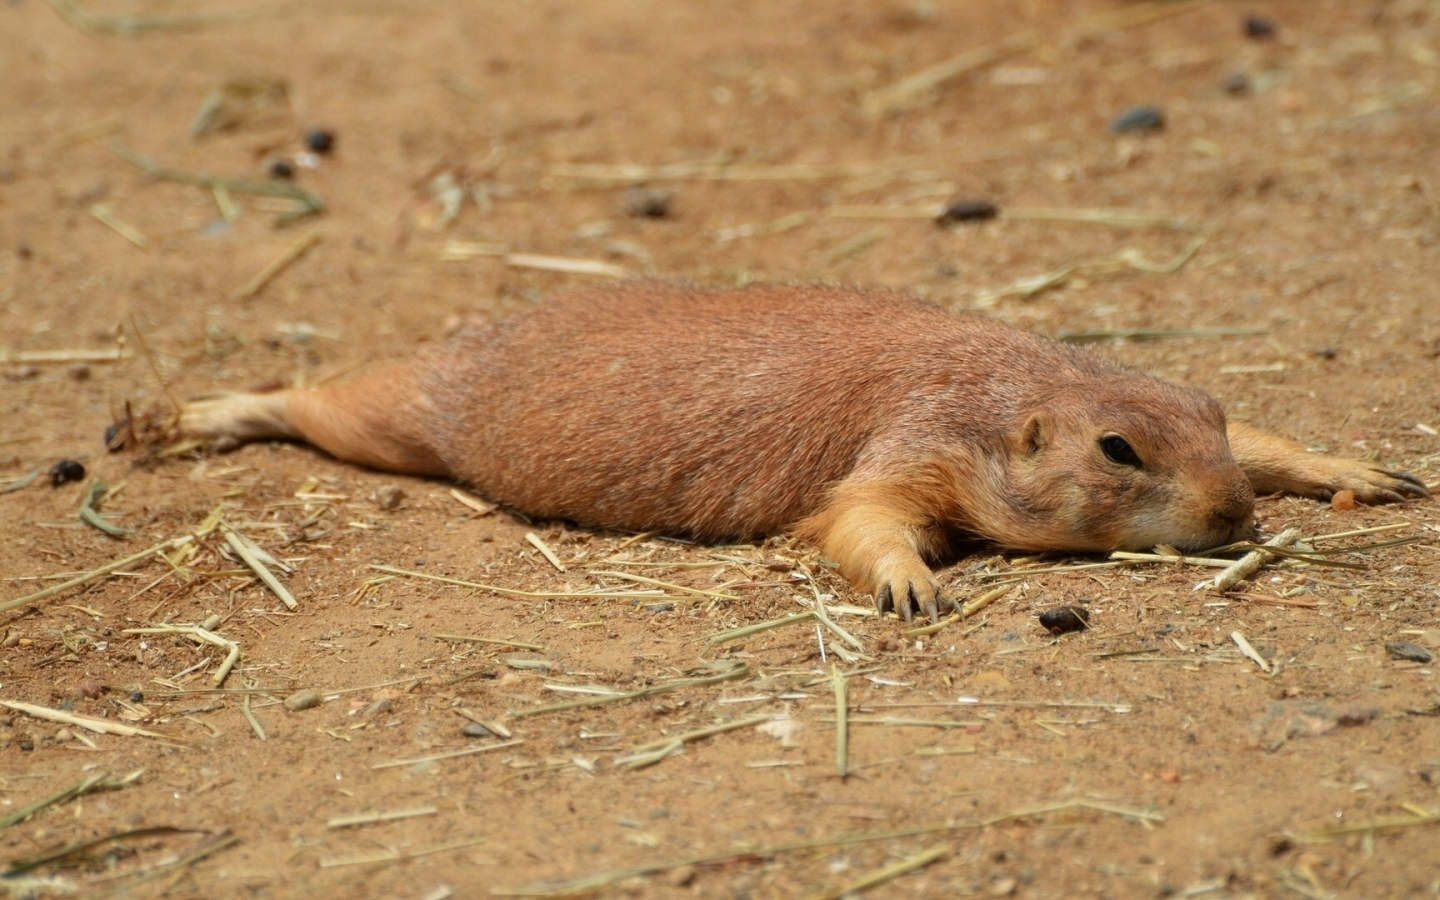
[1017,412,1048,458]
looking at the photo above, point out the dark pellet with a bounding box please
[1038,606,1090,634]
[1110,105,1165,134]
[1244,16,1276,39]
[305,129,336,154]
[48,459,85,486]
[269,158,295,180]
[938,200,999,224]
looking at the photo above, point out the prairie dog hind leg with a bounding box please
[182,361,451,477]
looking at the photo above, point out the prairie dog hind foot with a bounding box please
[181,392,296,444]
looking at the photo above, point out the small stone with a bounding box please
[48,459,86,487]
[1244,15,1276,39]
[1159,770,1180,784]
[626,185,673,218]
[13,365,38,380]
[937,199,998,224]
[81,679,102,699]
[1038,605,1089,634]
[1330,489,1356,511]
[305,128,336,154]
[128,690,144,703]
[877,636,900,652]
[461,721,493,738]
[67,363,91,381]
[1224,72,1251,95]
[269,158,295,180]
[104,422,126,451]
[373,485,405,510]
[283,688,322,711]
[54,728,73,744]
[1109,104,1165,134]
[667,866,697,888]
[1385,641,1434,664]
[362,697,393,717]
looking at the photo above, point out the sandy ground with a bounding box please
[2,0,1439,897]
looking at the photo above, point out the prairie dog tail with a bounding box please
[181,361,451,476]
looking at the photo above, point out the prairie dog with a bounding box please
[180,283,1428,621]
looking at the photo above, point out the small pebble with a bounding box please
[67,363,91,381]
[13,364,38,380]
[104,422,126,451]
[269,158,296,180]
[1038,605,1089,634]
[48,459,86,487]
[626,185,673,218]
[305,129,336,154]
[937,199,998,224]
[1224,72,1251,95]
[1385,641,1434,664]
[54,728,73,744]
[1109,104,1165,134]
[1243,15,1277,39]
[644,602,674,613]
[374,485,406,510]
[128,690,144,703]
[362,697,393,717]
[283,688,322,711]
[1330,489,1356,511]
[461,721,493,738]
[1159,770,1181,784]
[81,679,102,700]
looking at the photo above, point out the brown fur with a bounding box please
[181,283,1429,622]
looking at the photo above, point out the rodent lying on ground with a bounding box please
[181,283,1429,622]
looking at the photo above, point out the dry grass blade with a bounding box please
[431,633,545,651]
[370,564,667,600]
[233,230,322,300]
[78,480,134,537]
[1110,550,1237,568]
[89,203,147,247]
[4,825,196,876]
[124,624,239,685]
[1231,632,1271,673]
[1228,593,1319,609]
[706,611,814,644]
[0,537,186,614]
[508,663,748,718]
[89,830,240,899]
[1058,327,1269,344]
[624,714,773,759]
[973,238,1204,307]
[0,771,110,830]
[526,532,566,572]
[490,797,1160,896]
[327,807,438,829]
[46,0,307,33]
[505,253,626,278]
[112,144,323,224]
[862,31,1037,114]
[0,699,184,742]
[370,739,524,770]
[1298,808,1439,841]
[222,525,297,609]
[802,843,949,900]
[592,570,736,601]
[832,665,849,779]
[1208,528,1301,591]
[0,348,125,364]
[544,160,926,183]
[318,834,487,869]
[1000,206,1192,230]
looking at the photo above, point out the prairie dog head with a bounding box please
[994,376,1254,552]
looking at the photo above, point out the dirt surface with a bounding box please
[3,1,1440,897]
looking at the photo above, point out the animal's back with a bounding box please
[415,283,1106,538]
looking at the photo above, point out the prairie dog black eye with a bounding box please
[1100,435,1142,467]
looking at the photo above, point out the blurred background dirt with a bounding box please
[1,1,1439,897]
